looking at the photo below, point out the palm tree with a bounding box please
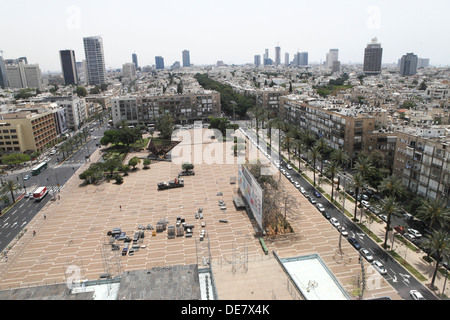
[331,148,350,169]
[354,154,376,181]
[325,160,341,203]
[250,106,267,146]
[331,148,350,192]
[315,137,329,174]
[421,230,450,289]
[1,179,22,203]
[349,172,365,221]
[282,130,295,163]
[379,174,405,200]
[309,145,321,187]
[381,196,403,249]
[416,199,450,230]
[292,139,305,172]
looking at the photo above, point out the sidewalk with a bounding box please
[252,127,449,299]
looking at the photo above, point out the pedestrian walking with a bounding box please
[43,214,46,220]
[120,205,122,211]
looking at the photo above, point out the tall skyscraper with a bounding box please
[182,50,191,67]
[285,52,289,66]
[5,60,42,90]
[0,56,8,89]
[275,46,281,66]
[326,49,339,68]
[363,38,383,75]
[254,55,261,67]
[299,52,308,66]
[59,50,78,85]
[83,36,107,85]
[24,64,43,90]
[132,53,138,70]
[155,56,164,70]
[122,63,136,80]
[418,58,430,69]
[399,53,418,76]
[264,49,269,62]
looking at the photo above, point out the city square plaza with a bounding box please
[0,128,401,300]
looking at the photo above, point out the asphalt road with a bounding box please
[241,126,437,300]
[0,121,108,253]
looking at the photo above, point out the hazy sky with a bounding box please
[1,0,449,72]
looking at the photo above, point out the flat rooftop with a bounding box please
[279,254,349,300]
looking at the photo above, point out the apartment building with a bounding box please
[279,95,375,159]
[256,88,288,118]
[111,91,221,126]
[43,96,87,130]
[0,110,58,153]
[393,129,450,205]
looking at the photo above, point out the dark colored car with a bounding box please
[348,237,362,250]
[322,211,331,219]
[313,190,321,198]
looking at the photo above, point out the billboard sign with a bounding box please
[238,164,264,231]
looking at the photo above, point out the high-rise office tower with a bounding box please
[285,52,289,66]
[275,46,281,66]
[182,50,191,67]
[132,53,138,70]
[418,58,430,69]
[326,49,339,68]
[122,63,136,80]
[264,49,269,61]
[83,36,107,85]
[59,50,78,85]
[299,52,308,66]
[254,55,261,67]
[399,53,418,76]
[5,60,42,90]
[155,56,164,70]
[24,64,43,90]
[363,38,383,75]
[0,56,8,89]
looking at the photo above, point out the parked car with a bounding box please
[394,226,405,234]
[408,228,422,238]
[316,203,325,212]
[330,217,340,228]
[24,175,30,180]
[360,248,374,262]
[361,200,370,207]
[404,233,416,242]
[347,237,362,250]
[410,290,425,300]
[308,196,317,204]
[322,211,331,219]
[338,226,348,237]
[313,190,321,198]
[286,164,292,170]
[372,260,388,275]
[300,187,306,194]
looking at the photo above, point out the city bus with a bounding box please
[31,161,48,176]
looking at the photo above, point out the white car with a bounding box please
[372,260,387,275]
[300,187,306,194]
[330,217,340,228]
[294,181,301,188]
[338,226,349,237]
[316,203,325,212]
[408,228,422,238]
[360,248,374,262]
[285,173,291,179]
[361,200,370,207]
[286,164,292,170]
[410,290,425,300]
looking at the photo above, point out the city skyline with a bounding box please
[1,0,449,72]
